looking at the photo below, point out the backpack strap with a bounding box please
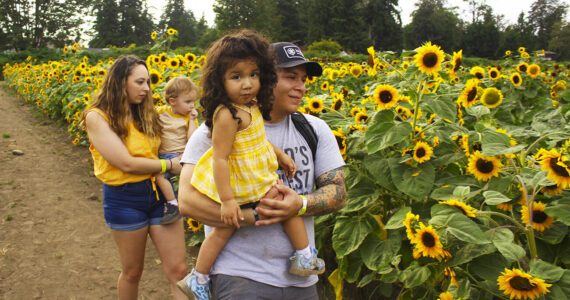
[290,112,318,159]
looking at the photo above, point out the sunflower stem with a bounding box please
[526,132,570,155]
[410,80,425,139]
[526,227,539,259]
[477,211,526,231]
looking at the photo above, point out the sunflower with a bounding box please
[413,141,433,163]
[151,31,157,40]
[350,64,362,78]
[184,52,196,64]
[445,267,459,287]
[331,98,343,111]
[332,129,347,156]
[521,201,555,232]
[350,106,363,117]
[517,62,528,73]
[536,148,570,189]
[480,87,504,108]
[414,42,445,76]
[320,81,330,91]
[437,291,454,300]
[505,50,512,56]
[412,223,446,260]
[186,218,203,232]
[168,57,180,69]
[521,52,530,59]
[449,50,462,76]
[527,64,540,79]
[440,199,478,217]
[467,151,503,181]
[488,67,500,80]
[354,111,369,123]
[307,97,324,114]
[458,78,479,108]
[510,72,523,87]
[373,84,399,110]
[167,28,178,35]
[149,68,162,87]
[497,268,552,300]
[403,211,419,241]
[518,47,526,53]
[540,184,564,196]
[63,46,69,54]
[470,66,485,79]
[395,105,412,120]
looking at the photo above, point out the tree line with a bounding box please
[1,0,569,59]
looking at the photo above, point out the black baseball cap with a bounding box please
[271,42,323,77]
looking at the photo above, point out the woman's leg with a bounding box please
[149,219,188,300]
[111,226,149,300]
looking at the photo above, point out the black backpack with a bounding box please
[290,112,318,159]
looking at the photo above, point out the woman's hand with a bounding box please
[221,199,243,228]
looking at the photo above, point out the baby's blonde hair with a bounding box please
[164,76,198,104]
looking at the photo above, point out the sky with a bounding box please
[146,0,570,27]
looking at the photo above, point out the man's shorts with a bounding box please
[103,179,166,231]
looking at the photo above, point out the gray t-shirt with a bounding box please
[181,113,345,288]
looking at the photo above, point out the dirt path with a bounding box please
[0,84,193,299]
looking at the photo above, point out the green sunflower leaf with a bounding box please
[363,156,398,192]
[446,214,490,244]
[421,94,456,121]
[466,105,490,118]
[483,190,511,205]
[544,199,570,226]
[389,160,435,200]
[545,270,570,300]
[365,110,411,154]
[493,240,526,262]
[360,231,401,271]
[448,243,496,267]
[537,222,568,245]
[385,206,411,229]
[399,262,431,288]
[529,260,565,282]
[332,216,375,258]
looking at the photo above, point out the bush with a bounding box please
[308,39,342,55]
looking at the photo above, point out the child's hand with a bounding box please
[189,109,198,119]
[221,199,243,228]
[278,154,297,178]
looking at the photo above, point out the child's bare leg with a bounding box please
[155,173,176,201]
[195,227,235,274]
[283,216,309,250]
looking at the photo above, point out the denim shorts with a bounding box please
[103,179,166,231]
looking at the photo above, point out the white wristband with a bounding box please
[297,195,307,216]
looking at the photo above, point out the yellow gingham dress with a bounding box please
[191,103,278,204]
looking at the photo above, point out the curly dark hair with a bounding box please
[200,29,277,131]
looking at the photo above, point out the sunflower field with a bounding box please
[3,31,570,299]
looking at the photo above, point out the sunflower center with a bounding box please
[467,88,477,102]
[533,210,548,223]
[379,91,393,103]
[421,232,436,247]
[483,91,500,105]
[549,158,570,177]
[513,76,520,84]
[422,53,438,68]
[150,74,159,84]
[335,136,345,149]
[476,158,494,174]
[519,65,527,72]
[358,115,368,122]
[490,71,498,78]
[529,67,538,75]
[475,72,483,79]
[334,100,342,110]
[453,59,461,71]
[311,102,321,109]
[416,148,426,158]
[509,276,536,291]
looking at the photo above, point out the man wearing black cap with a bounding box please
[177,42,346,299]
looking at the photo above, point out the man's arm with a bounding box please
[255,166,346,225]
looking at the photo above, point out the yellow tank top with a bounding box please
[88,108,161,186]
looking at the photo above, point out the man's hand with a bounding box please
[256,184,302,226]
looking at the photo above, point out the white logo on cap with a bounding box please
[283,45,305,59]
